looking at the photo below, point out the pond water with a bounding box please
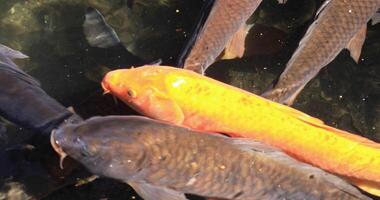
[0,0,379,199]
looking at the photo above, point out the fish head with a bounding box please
[50,116,147,181]
[101,66,185,124]
[102,66,169,109]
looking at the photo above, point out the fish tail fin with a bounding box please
[83,7,121,48]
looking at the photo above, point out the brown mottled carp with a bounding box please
[51,115,371,200]
[179,0,263,74]
[262,0,380,105]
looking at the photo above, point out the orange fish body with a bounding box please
[102,65,380,194]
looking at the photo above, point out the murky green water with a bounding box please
[0,0,379,199]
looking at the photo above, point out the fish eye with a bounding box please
[127,89,136,98]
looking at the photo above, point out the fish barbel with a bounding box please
[102,65,380,195]
[179,0,263,74]
[51,115,370,200]
[262,0,380,105]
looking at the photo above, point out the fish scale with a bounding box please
[102,66,380,195]
[133,118,366,199]
[263,0,380,104]
[52,116,371,199]
[182,0,262,74]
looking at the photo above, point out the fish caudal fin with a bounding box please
[128,182,188,200]
[220,24,252,60]
[83,7,121,48]
[346,25,367,63]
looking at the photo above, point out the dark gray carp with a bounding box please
[0,44,81,135]
[51,115,370,200]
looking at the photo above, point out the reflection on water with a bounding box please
[0,0,379,199]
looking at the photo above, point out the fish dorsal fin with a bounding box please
[346,25,367,63]
[128,181,188,200]
[270,98,380,148]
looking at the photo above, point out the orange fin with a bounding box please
[347,25,367,63]
[221,24,252,60]
[349,178,380,197]
[147,88,185,125]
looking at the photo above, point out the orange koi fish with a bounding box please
[102,65,380,195]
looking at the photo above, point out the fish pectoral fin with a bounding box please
[128,181,188,200]
[220,24,253,60]
[346,25,367,63]
[83,7,121,48]
[147,88,185,125]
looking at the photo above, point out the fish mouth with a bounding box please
[50,129,67,169]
